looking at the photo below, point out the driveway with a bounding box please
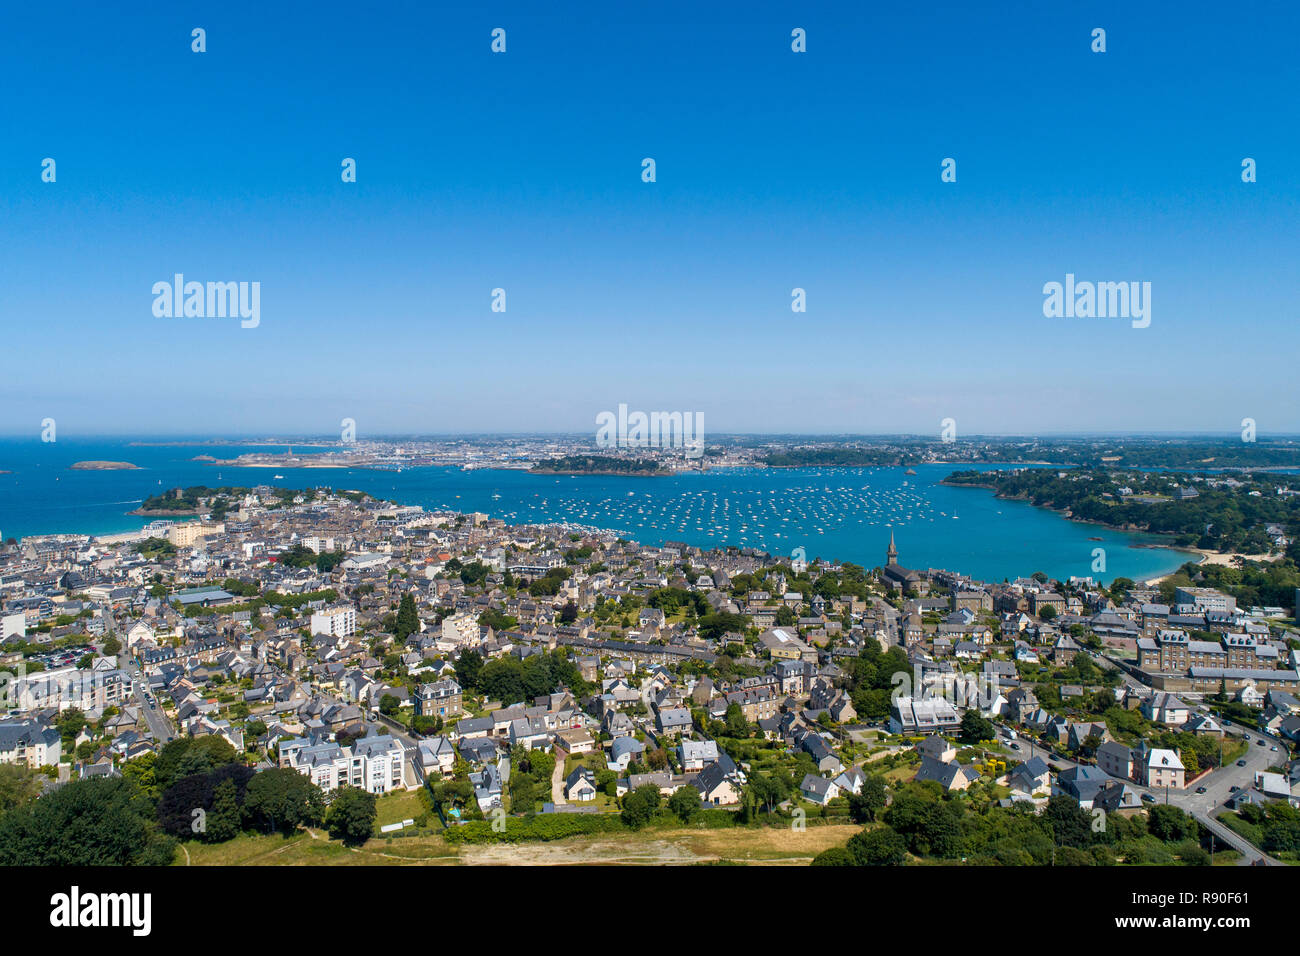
[551,746,569,805]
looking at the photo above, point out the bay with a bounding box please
[0,438,1192,585]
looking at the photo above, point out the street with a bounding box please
[125,661,175,745]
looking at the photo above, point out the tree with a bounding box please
[958,711,995,745]
[510,774,536,811]
[525,749,556,784]
[206,778,242,843]
[0,776,175,866]
[596,769,618,797]
[326,786,377,846]
[668,785,702,823]
[394,593,420,641]
[724,702,750,739]
[156,763,255,839]
[1146,804,1197,843]
[621,784,662,830]
[55,708,87,748]
[454,652,482,689]
[848,776,888,823]
[1038,604,1058,621]
[0,764,43,817]
[1044,795,1093,848]
[379,694,400,716]
[811,846,855,866]
[155,736,238,792]
[846,827,907,865]
[243,768,325,834]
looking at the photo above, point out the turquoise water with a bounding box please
[0,439,1191,584]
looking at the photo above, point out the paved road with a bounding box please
[373,711,426,786]
[995,708,1286,863]
[1162,723,1287,865]
[126,662,175,744]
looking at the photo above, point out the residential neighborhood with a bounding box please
[1,485,1298,870]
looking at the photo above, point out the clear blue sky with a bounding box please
[1,0,1297,438]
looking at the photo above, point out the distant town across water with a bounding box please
[0,438,1196,585]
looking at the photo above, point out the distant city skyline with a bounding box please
[3,429,1300,442]
[4,0,1298,435]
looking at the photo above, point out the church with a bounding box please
[881,532,928,595]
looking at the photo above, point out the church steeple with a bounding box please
[886,531,898,566]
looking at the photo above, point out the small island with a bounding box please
[69,460,140,471]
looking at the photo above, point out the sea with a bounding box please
[0,438,1193,585]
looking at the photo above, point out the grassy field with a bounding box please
[374,789,430,828]
[176,821,859,866]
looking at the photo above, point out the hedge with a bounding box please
[442,813,626,844]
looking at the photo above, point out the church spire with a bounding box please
[887,531,898,566]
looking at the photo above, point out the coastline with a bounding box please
[2,461,1196,585]
[1140,547,1282,586]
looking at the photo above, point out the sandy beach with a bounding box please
[1142,548,1281,586]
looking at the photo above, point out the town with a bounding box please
[1,481,1298,866]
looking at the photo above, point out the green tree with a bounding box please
[846,827,907,865]
[510,774,536,812]
[1044,794,1093,848]
[1146,804,1198,843]
[958,712,995,745]
[0,764,43,817]
[848,775,888,823]
[155,736,238,791]
[55,708,87,748]
[621,784,662,830]
[0,776,174,866]
[668,785,702,823]
[394,593,420,641]
[811,846,854,866]
[243,768,325,834]
[724,702,750,739]
[205,778,242,843]
[326,786,377,846]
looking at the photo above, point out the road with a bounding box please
[551,746,568,806]
[125,661,175,744]
[1095,652,1287,863]
[996,712,1285,864]
[373,711,425,786]
[1162,723,1287,865]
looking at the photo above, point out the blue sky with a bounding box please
[1,0,1297,438]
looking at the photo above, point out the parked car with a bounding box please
[1141,793,1156,803]
[1237,759,1247,767]
[1010,743,1021,750]
[1195,786,1208,794]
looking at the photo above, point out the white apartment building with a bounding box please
[167,522,221,547]
[1174,586,1236,614]
[1,612,25,640]
[0,719,62,768]
[440,612,479,648]
[280,733,407,795]
[12,666,129,714]
[310,604,357,639]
